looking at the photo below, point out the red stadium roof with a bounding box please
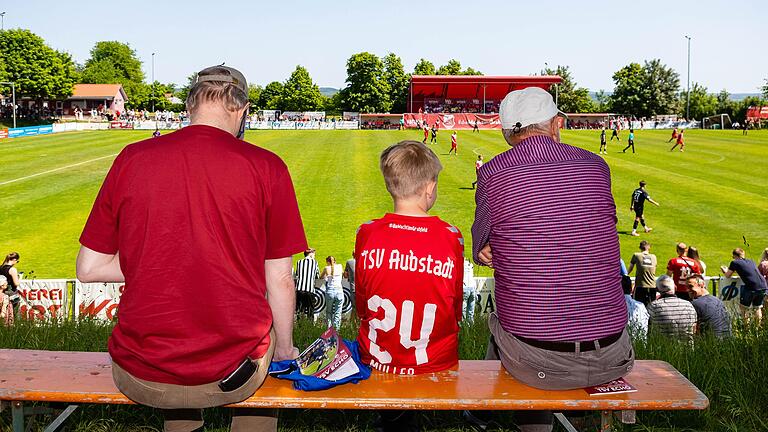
[408,75,562,113]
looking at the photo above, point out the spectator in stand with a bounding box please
[76,65,307,432]
[648,275,697,343]
[623,274,649,339]
[355,140,463,431]
[320,256,344,329]
[0,275,13,326]
[686,246,706,276]
[472,88,631,432]
[628,241,658,306]
[0,252,21,318]
[686,274,731,338]
[666,243,702,301]
[720,248,767,325]
[294,248,319,320]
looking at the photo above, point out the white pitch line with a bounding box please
[0,153,118,186]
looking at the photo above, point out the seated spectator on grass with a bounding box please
[686,274,731,338]
[628,240,658,306]
[624,276,649,339]
[720,248,767,326]
[648,275,697,343]
[355,140,464,431]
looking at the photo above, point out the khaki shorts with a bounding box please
[113,330,275,410]
[487,313,634,390]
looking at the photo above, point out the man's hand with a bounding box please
[273,346,300,362]
[720,265,728,274]
[478,244,493,267]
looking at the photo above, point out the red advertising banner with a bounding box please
[109,121,134,129]
[0,128,8,139]
[403,113,501,130]
[746,106,768,120]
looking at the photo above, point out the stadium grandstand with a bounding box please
[405,75,562,129]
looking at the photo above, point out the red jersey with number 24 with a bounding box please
[355,213,464,375]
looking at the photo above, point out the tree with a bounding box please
[340,52,390,113]
[413,59,435,75]
[715,90,735,119]
[610,60,680,117]
[541,65,594,113]
[0,29,78,101]
[258,81,284,110]
[593,90,611,112]
[81,41,145,105]
[462,67,483,76]
[683,83,718,120]
[436,59,483,76]
[281,65,323,111]
[382,53,409,113]
[763,78,768,99]
[248,84,262,110]
[176,73,198,104]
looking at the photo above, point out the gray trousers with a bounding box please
[487,313,634,432]
[112,331,276,432]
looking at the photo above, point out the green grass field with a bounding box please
[0,128,767,278]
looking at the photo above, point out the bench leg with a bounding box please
[43,405,79,432]
[620,410,636,424]
[600,410,613,432]
[553,413,579,432]
[9,401,79,432]
[11,402,25,432]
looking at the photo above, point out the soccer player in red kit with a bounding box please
[449,131,458,155]
[667,127,678,143]
[422,123,429,144]
[355,140,463,430]
[670,129,685,152]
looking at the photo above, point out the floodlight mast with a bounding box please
[685,35,691,121]
[0,81,16,128]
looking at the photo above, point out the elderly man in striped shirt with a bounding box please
[471,87,634,432]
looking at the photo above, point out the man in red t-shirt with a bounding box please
[355,140,463,430]
[449,131,458,155]
[666,242,702,301]
[77,65,307,432]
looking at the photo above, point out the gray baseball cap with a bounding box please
[195,65,248,96]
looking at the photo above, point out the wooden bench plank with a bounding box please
[0,349,708,411]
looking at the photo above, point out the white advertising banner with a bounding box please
[75,281,124,320]
[17,279,69,320]
[718,276,746,316]
[249,120,359,130]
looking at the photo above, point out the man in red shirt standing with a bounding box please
[449,131,458,155]
[355,140,464,430]
[666,242,702,301]
[77,65,307,432]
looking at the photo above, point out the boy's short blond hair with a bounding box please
[380,140,442,200]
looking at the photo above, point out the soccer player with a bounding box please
[599,127,607,154]
[472,119,480,132]
[670,129,685,151]
[449,131,458,155]
[355,140,463,430]
[622,129,636,153]
[610,123,620,141]
[430,122,438,144]
[667,127,678,143]
[422,122,429,144]
[630,180,659,236]
[471,154,483,189]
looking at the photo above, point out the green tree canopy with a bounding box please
[281,65,323,111]
[763,78,768,99]
[541,65,594,113]
[81,41,145,106]
[176,73,198,104]
[340,52,390,113]
[610,60,680,117]
[258,81,284,110]
[248,84,262,110]
[0,29,78,100]
[382,53,409,113]
[683,83,718,120]
[413,59,435,75]
[436,59,483,76]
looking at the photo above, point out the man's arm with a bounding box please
[265,257,299,361]
[76,246,125,282]
[471,175,492,266]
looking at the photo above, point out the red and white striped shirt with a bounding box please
[472,135,627,341]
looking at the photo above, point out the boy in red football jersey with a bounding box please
[355,140,464,431]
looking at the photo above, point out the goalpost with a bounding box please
[701,114,732,130]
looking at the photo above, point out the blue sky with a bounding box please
[4,0,767,93]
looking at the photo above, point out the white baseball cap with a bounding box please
[499,87,561,129]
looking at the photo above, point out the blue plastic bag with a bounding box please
[268,339,372,391]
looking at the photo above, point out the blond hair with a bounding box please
[186,67,249,114]
[380,140,442,200]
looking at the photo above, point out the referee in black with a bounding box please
[294,248,319,319]
[630,181,660,236]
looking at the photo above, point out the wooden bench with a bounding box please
[0,349,708,432]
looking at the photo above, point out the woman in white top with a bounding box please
[320,256,344,329]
